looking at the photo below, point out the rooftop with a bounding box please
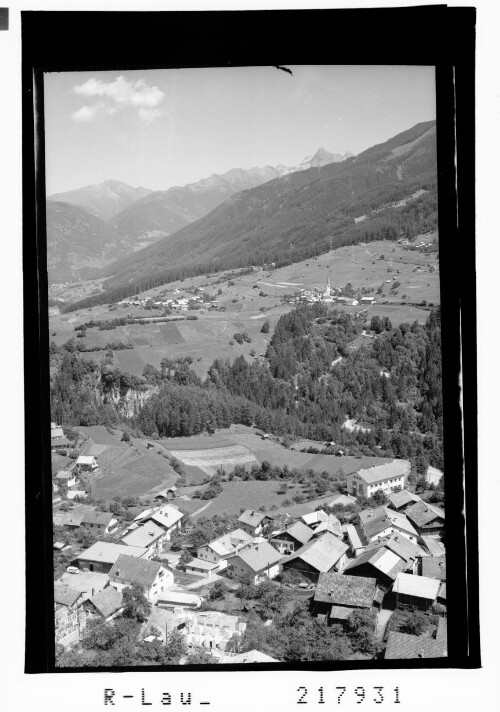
[121,521,165,548]
[344,523,365,550]
[393,572,441,600]
[421,556,446,581]
[109,554,165,587]
[360,507,418,539]
[421,536,446,557]
[218,649,279,664]
[300,510,329,526]
[388,490,421,509]
[76,455,97,465]
[365,532,425,562]
[235,541,283,572]
[344,547,406,581]
[87,587,123,618]
[54,584,83,607]
[385,630,447,659]
[404,501,445,528]
[56,570,110,596]
[238,509,268,528]
[186,558,220,571]
[82,511,115,526]
[77,541,148,565]
[273,521,314,546]
[286,532,348,573]
[314,571,377,607]
[356,459,411,484]
[207,529,254,557]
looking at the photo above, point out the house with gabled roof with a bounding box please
[392,572,441,610]
[109,555,174,603]
[282,532,348,583]
[312,571,379,623]
[77,541,149,574]
[54,584,88,647]
[227,541,283,585]
[359,506,418,544]
[363,532,425,574]
[343,523,366,557]
[197,528,254,571]
[84,587,124,622]
[300,510,329,529]
[238,509,272,537]
[385,618,447,659]
[421,535,446,557]
[121,520,166,556]
[81,511,118,535]
[388,489,422,512]
[138,503,184,540]
[344,546,407,584]
[76,455,98,472]
[404,501,445,539]
[269,521,314,555]
[311,515,343,540]
[328,493,357,508]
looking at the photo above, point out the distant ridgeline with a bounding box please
[62,121,437,313]
[50,304,443,471]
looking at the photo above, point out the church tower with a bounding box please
[323,277,331,298]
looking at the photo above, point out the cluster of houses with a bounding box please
[54,457,446,661]
[117,291,219,312]
[288,278,377,308]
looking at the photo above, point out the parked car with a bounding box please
[66,566,79,574]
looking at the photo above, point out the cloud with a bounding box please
[72,75,165,123]
[71,102,105,122]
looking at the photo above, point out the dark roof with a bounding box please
[314,571,377,608]
[238,509,269,528]
[54,584,82,607]
[364,532,424,563]
[404,501,445,528]
[360,507,417,539]
[421,556,446,581]
[385,630,447,659]
[330,605,357,620]
[109,554,164,586]
[344,547,406,581]
[273,521,314,546]
[388,490,421,510]
[88,587,123,618]
[82,511,114,526]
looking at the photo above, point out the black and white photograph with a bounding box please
[42,62,454,668]
[7,4,494,709]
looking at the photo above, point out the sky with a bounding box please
[44,65,436,195]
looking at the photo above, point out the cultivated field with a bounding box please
[76,426,178,499]
[189,479,305,519]
[49,238,440,378]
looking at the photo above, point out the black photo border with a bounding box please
[22,6,477,674]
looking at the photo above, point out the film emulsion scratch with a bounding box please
[40,64,455,670]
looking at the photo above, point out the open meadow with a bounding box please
[49,238,439,378]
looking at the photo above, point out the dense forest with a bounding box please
[50,304,443,471]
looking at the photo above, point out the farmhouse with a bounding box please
[76,455,98,472]
[81,511,118,535]
[55,471,78,489]
[54,585,88,647]
[385,619,447,659]
[109,555,174,604]
[346,459,410,498]
[328,493,357,507]
[311,515,343,540]
[84,587,124,622]
[365,532,424,574]
[197,529,254,570]
[359,507,419,544]
[312,571,379,622]
[392,572,441,610]
[269,521,314,555]
[343,524,366,557]
[360,296,376,305]
[421,536,446,557]
[138,503,184,540]
[343,546,407,584]
[404,501,445,538]
[226,541,283,585]
[388,489,422,512]
[121,521,167,556]
[237,509,272,537]
[77,541,149,574]
[282,532,348,583]
[300,510,329,529]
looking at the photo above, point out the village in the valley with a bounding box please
[52,417,446,664]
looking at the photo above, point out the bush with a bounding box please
[260,320,270,334]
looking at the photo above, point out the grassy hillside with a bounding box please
[65,121,437,310]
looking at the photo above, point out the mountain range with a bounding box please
[64,120,436,310]
[46,149,353,282]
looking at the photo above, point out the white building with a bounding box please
[346,459,410,498]
[108,555,174,604]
